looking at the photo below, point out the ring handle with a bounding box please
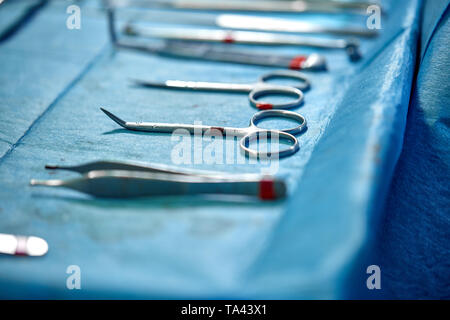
[240,130,299,159]
[249,86,304,110]
[250,110,307,135]
[258,70,310,91]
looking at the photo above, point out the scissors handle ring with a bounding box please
[250,109,307,135]
[258,70,311,91]
[249,86,304,110]
[240,130,299,159]
[240,109,307,159]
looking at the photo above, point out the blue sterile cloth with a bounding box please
[0,0,45,40]
[373,0,450,299]
[0,0,433,299]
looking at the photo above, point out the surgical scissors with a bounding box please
[100,108,307,159]
[133,70,309,110]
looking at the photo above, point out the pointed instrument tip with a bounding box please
[129,78,159,89]
[129,78,146,87]
[30,179,49,186]
[100,107,127,128]
[29,179,64,187]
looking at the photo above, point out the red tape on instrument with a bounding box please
[259,179,275,200]
[289,56,307,70]
[15,236,28,256]
[223,34,235,43]
[256,103,273,110]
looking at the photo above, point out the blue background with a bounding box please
[0,0,448,299]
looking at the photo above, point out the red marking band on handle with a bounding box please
[15,236,28,256]
[256,103,273,110]
[259,179,276,200]
[289,56,307,70]
[223,34,235,43]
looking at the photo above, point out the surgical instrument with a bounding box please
[0,233,48,257]
[109,0,379,15]
[31,170,286,200]
[132,70,309,110]
[214,14,378,38]
[44,160,262,180]
[107,8,327,70]
[109,8,378,37]
[100,108,307,159]
[118,39,327,71]
[124,25,362,61]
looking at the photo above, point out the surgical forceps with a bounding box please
[100,108,307,159]
[108,10,327,71]
[43,160,262,178]
[112,9,378,38]
[124,25,362,61]
[133,70,309,110]
[110,0,379,15]
[31,161,287,200]
[116,38,327,71]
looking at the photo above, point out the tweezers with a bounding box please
[30,161,286,200]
